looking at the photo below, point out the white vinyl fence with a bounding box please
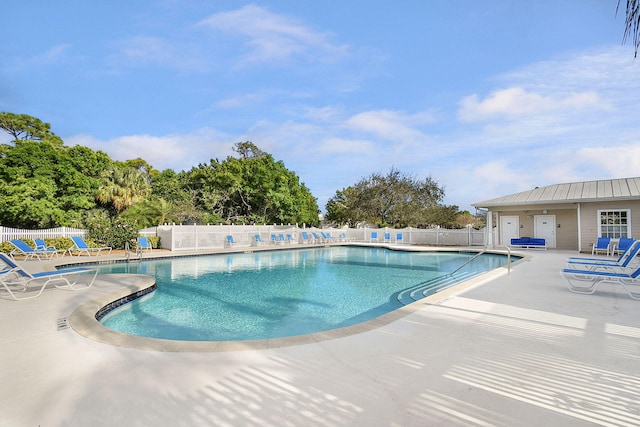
[1,224,486,250]
[154,225,486,251]
[0,226,87,243]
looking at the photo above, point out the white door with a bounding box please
[500,216,520,246]
[534,215,556,248]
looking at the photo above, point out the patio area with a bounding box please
[1,248,639,426]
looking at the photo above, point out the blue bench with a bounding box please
[510,237,546,249]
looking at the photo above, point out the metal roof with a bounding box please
[473,177,640,208]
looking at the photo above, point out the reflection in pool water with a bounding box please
[98,247,512,341]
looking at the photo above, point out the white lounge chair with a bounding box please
[33,239,66,258]
[70,236,112,256]
[566,240,640,270]
[560,264,640,300]
[9,239,56,261]
[0,253,98,300]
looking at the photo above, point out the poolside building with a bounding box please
[472,177,640,252]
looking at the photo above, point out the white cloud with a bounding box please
[198,4,349,65]
[4,44,74,72]
[215,92,267,109]
[458,87,600,122]
[108,36,205,71]
[41,44,73,63]
[577,144,640,177]
[346,109,434,145]
[118,36,176,64]
[316,137,377,155]
[66,129,234,171]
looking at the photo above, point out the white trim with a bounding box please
[597,209,631,238]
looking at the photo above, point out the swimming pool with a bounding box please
[98,247,512,341]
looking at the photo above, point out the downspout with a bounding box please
[577,203,582,252]
[486,210,494,248]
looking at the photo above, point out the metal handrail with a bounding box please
[450,246,512,276]
[450,250,487,276]
[497,245,512,274]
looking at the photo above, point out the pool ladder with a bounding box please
[124,242,142,262]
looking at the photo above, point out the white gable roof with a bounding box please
[473,177,640,208]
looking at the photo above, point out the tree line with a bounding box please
[0,112,472,232]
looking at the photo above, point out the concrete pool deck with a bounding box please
[1,246,639,426]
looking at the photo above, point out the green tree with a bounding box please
[186,142,319,225]
[0,112,63,146]
[325,168,456,228]
[0,137,110,228]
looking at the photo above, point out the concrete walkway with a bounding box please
[1,248,639,426]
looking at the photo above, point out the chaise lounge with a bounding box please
[9,239,57,260]
[0,253,98,300]
[70,236,112,256]
[561,263,640,300]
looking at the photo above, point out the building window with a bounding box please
[598,209,630,238]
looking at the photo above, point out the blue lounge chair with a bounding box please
[567,240,640,271]
[254,234,266,245]
[384,232,391,243]
[591,237,611,256]
[137,237,153,253]
[301,231,311,244]
[561,264,640,300]
[70,236,112,256]
[370,231,378,242]
[225,235,238,247]
[9,239,56,260]
[34,239,67,258]
[0,253,98,300]
[396,233,404,244]
[570,239,636,262]
[612,238,635,257]
[285,234,294,244]
[312,232,323,243]
[270,234,281,244]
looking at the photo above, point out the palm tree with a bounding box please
[619,0,640,57]
[97,167,151,213]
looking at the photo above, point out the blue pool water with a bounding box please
[98,247,511,341]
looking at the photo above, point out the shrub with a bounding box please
[0,241,16,254]
[86,217,138,250]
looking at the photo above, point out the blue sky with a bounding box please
[2,1,639,213]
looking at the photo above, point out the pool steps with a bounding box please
[396,270,477,305]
